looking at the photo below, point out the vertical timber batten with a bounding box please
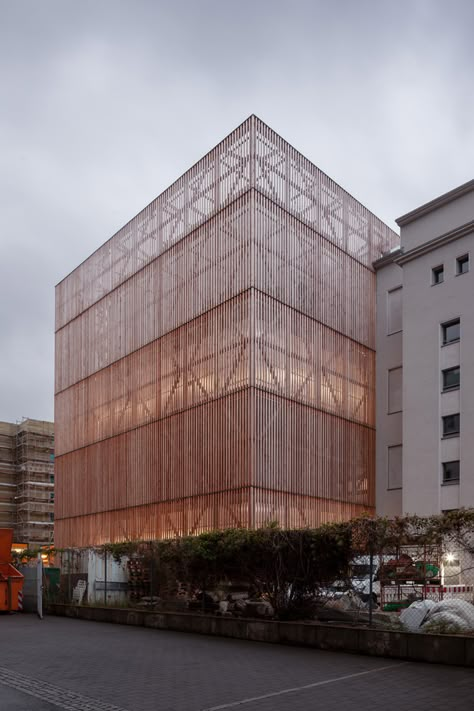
[55,117,398,547]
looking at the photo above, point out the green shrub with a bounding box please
[92,509,474,619]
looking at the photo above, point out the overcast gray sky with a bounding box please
[1,0,473,423]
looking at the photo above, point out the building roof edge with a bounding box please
[396,179,474,227]
[373,247,402,269]
[395,220,474,265]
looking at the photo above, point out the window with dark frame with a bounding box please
[432,265,444,284]
[387,287,402,334]
[442,413,460,437]
[442,319,460,345]
[388,367,402,413]
[442,366,460,391]
[456,254,469,275]
[387,445,402,490]
[442,460,460,484]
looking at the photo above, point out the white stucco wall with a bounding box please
[402,228,474,514]
[377,186,474,517]
[375,260,403,517]
[401,191,474,251]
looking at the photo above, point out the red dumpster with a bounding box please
[0,528,24,612]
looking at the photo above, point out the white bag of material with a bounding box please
[400,599,435,632]
[422,599,474,633]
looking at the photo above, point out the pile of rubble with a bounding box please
[133,587,275,618]
[317,591,400,627]
[189,590,274,618]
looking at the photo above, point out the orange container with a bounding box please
[0,529,24,612]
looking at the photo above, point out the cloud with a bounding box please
[1,0,473,421]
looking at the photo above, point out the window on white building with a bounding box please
[456,254,469,275]
[442,319,460,345]
[432,265,444,285]
[442,460,460,484]
[388,445,402,490]
[442,366,460,391]
[387,287,402,334]
[442,413,460,437]
[388,367,402,413]
[443,558,461,584]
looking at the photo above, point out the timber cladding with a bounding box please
[54,116,398,547]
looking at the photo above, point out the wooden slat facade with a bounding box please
[55,116,399,547]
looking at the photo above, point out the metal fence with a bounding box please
[52,532,474,635]
[324,541,474,633]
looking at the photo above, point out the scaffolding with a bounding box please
[0,419,54,547]
[15,419,55,547]
[0,422,17,530]
[379,543,443,610]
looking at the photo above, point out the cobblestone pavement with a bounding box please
[0,615,473,711]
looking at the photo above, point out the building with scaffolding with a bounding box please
[55,116,399,548]
[0,422,16,532]
[0,419,54,547]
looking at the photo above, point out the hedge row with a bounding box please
[102,510,474,617]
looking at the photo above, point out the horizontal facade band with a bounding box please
[55,383,376,459]
[55,191,377,393]
[54,483,374,521]
[55,291,375,456]
[55,388,374,523]
[55,486,374,548]
[55,189,381,336]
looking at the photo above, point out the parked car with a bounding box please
[323,557,382,605]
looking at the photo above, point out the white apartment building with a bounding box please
[376,179,474,517]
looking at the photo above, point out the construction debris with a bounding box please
[401,598,474,633]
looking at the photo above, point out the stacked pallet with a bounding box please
[127,558,151,602]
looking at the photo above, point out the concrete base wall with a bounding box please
[48,604,474,668]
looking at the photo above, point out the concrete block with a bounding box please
[100,608,118,624]
[125,611,143,627]
[190,613,215,635]
[358,629,408,659]
[464,637,474,667]
[247,621,279,643]
[83,607,103,622]
[214,617,248,640]
[144,613,167,630]
[163,612,191,632]
[316,624,359,653]
[278,622,318,647]
[406,632,465,665]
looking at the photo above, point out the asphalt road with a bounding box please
[0,615,473,710]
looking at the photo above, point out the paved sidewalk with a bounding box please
[0,615,473,710]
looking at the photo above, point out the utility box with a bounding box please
[0,528,24,612]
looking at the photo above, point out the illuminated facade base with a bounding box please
[55,116,398,547]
